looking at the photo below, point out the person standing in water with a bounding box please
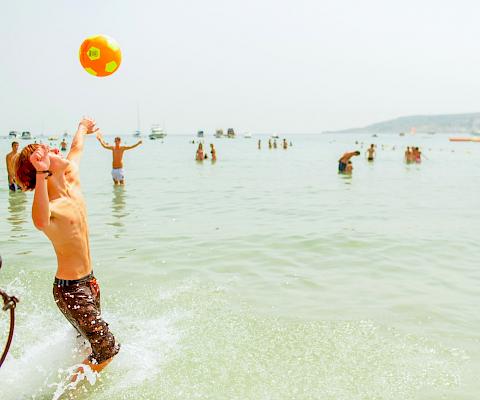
[366,144,376,161]
[210,143,217,162]
[268,139,272,149]
[196,143,204,161]
[258,139,261,149]
[283,139,288,149]
[60,138,68,152]
[6,141,20,191]
[97,134,142,185]
[338,150,360,173]
[14,117,120,379]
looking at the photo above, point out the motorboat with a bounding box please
[244,132,252,138]
[214,129,224,138]
[8,131,18,139]
[21,131,32,140]
[227,128,236,138]
[48,136,58,141]
[149,125,166,140]
[271,134,279,139]
[197,130,204,138]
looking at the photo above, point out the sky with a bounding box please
[1,0,480,135]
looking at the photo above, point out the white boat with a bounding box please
[244,133,252,138]
[227,128,236,138]
[8,131,18,139]
[197,130,204,138]
[133,130,142,137]
[21,131,32,140]
[149,125,166,140]
[271,134,279,139]
[48,136,58,141]
[214,129,224,138]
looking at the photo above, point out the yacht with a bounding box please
[8,131,18,139]
[271,134,279,139]
[214,129,224,138]
[227,128,236,138]
[48,136,58,141]
[197,130,204,138]
[21,131,32,140]
[149,125,167,140]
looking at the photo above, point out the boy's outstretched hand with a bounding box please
[79,117,99,135]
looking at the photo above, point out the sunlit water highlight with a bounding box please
[0,134,479,399]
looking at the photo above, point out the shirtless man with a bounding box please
[338,150,360,173]
[366,144,376,161]
[60,138,68,152]
[97,135,142,185]
[6,141,19,191]
[14,117,120,378]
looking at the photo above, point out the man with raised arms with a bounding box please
[6,141,20,191]
[96,134,142,185]
[14,117,120,378]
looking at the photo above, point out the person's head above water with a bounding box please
[14,144,69,191]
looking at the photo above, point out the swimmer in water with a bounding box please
[60,138,68,151]
[366,144,376,161]
[338,150,360,173]
[6,141,20,191]
[283,139,288,149]
[196,143,204,161]
[345,160,353,174]
[97,134,142,185]
[14,117,120,380]
[210,143,217,161]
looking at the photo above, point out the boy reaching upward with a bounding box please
[14,117,120,377]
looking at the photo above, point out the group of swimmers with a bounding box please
[195,142,217,161]
[257,138,292,150]
[338,143,424,174]
[404,146,422,163]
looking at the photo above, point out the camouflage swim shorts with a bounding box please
[53,272,120,364]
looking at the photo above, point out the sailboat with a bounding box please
[133,104,142,137]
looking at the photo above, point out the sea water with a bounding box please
[0,134,479,399]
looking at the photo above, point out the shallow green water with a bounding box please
[0,134,479,399]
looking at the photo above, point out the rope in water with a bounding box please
[0,288,18,368]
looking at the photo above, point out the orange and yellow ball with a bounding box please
[79,35,122,77]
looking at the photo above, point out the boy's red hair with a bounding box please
[15,144,40,191]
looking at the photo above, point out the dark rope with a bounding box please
[0,288,18,368]
[0,255,19,368]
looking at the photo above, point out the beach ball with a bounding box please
[79,35,122,77]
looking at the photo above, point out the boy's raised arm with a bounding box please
[68,117,98,165]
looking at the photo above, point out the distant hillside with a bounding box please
[326,112,480,134]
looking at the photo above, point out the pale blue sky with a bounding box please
[1,0,480,135]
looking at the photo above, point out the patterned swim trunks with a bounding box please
[53,272,120,364]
